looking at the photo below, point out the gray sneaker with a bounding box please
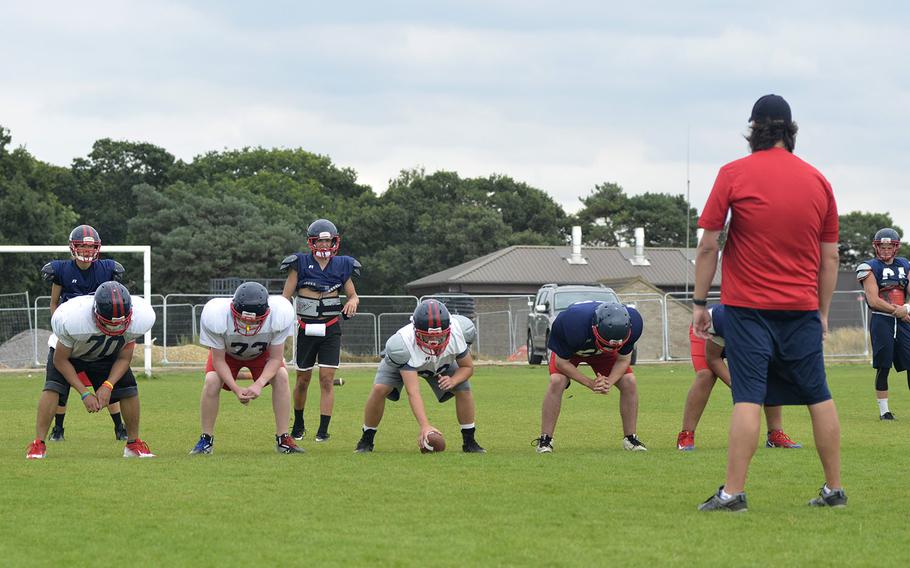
[622,434,648,451]
[698,487,748,512]
[533,435,553,453]
[808,486,847,507]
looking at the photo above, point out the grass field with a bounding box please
[2,363,909,567]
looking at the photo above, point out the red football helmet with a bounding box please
[307,219,341,260]
[69,225,101,263]
[873,228,901,263]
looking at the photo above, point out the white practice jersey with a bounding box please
[384,314,475,374]
[199,296,295,361]
[49,295,156,361]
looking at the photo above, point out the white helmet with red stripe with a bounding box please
[93,282,132,336]
[412,299,451,356]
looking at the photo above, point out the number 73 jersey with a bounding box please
[49,295,157,360]
[199,296,295,360]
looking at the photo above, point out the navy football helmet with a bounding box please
[307,219,341,260]
[873,228,901,263]
[93,282,132,336]
[231,282,270,336]
[591,302,631,352]
[412,299,451,356]
[69,225,101,263]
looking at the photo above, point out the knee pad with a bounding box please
[876,367,890,391]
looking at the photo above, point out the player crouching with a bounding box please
[27,282,157,459]
[354,299,485,453]
[190,282,303,455]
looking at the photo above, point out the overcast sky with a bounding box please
[2,1,908,229]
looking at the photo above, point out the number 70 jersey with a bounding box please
[199,296,295,360]
[49,295,157,361]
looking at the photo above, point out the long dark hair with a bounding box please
[746,120,798,153]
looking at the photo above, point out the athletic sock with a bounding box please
[293,409,304,428]
[460,424,476,442]
[878,398,890,415]
[361,427,377,444]
[110,412,123,427]
[318,414,331,435]
[54,413,65,428]
[719,489,734,500]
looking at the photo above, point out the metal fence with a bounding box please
[0,290,873,369]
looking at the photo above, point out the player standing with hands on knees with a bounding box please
[694,94,845,511]
[535,301,646,453]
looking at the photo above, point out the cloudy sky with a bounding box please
[2,1,908,228]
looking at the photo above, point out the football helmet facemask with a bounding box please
[592,302,632,352]
[231,282,270,336]
[93,282,133,336]
[307,219,341,260]
[69,225,102,263]
[412,299,451,356]
[873,228,901,263]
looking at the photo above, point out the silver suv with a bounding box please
[526,284,620,365]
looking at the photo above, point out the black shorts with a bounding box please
[44,348,138,405]
[295,321,342,370]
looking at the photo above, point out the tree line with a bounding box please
[0,125,902,298]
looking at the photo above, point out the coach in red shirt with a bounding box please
[693,94,846,511]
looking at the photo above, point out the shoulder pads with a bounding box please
[279,255,298,273]
[352,259,362,279]
[384,333,412,367]
[40,262,56,283]
[112,261,126,282]
[856,262,872,280]
[451,314,476,345]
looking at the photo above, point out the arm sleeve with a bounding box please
[698,167,731,231]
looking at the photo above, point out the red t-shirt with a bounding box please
[699,147,838,310]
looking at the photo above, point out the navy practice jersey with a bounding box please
[287,253,358,294]
[856,257,910,313]
[547,302,643,358]
[44,259,124,303]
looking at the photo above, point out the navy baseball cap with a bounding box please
[749,94,791,123]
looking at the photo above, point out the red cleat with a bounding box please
[123,439,156,458]
[677,430,695,451]
[766,430,802,448]
[27,439,47,460]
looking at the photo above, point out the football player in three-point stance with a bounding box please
[354,299,485,453]
[677,304,801,450]
[27,282,157,459]
[536,301,647,453]
[856,228,910,420]
[190,282,303,455]
[40,224,128,441]
[281,219,361,443]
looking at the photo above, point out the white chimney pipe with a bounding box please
[567,225,588,265]
[630,226,651,266]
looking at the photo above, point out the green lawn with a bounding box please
[1,363,908,567]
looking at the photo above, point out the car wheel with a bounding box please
[528,332,543,365]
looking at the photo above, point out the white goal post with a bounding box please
[0,245,153,377]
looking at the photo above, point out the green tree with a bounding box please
[575,183,628,246]
[473,175,568,245]
[838,211,904,269]
[622,192,698,247]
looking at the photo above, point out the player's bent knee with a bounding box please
[548,374,569,390]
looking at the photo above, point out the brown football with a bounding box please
[420,431,446,453]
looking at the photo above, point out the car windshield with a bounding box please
[554,290,619,311]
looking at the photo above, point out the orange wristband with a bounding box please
[102,380,114,391]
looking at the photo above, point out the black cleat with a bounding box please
[698,486,748,512]
[462,439,487,453]
[291,424,306,440]
[880,411,896,421]
[50,426,65,442]
[354,438,374,453]
[315,432,330,442]
[533,435,553,453]
[114,423,128,441]
[808,486,847,507]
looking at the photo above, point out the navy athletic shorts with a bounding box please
[869,314,910,371]
[724,306,831,406]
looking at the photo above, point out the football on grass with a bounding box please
[420,431,446,453]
